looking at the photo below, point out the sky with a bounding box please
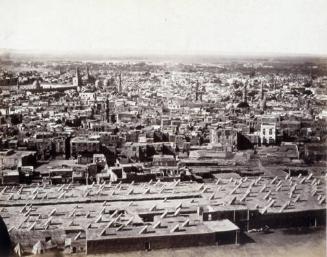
[0,0,326,56]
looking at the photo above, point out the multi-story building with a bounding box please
[260,122,276,145]
[70,137,100,158]
[210,127,238,151]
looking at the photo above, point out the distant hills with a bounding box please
[1,48,326,64]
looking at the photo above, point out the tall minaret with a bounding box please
[16,78,20,92]
[76,67,81,85]
[117,73,122,93]
[86,64,90,82]
[200,85,205,102]
[105,96,110,122]
[242,82,248,103]
[73,67,82,87]
[260,95,267,111]
[195,81,199,101]
[260,83,264,101]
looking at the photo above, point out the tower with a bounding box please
[85,64,90,82]
[16,78,20,92]
[260,83,264,101]
[260,95,267,111]
[117,73,122,93]
[259,83,266,111]
[105,96,110,122]
[242,82,248,103]
[73,67,82,88]
[195,81,199,101]
[200,85,205,102]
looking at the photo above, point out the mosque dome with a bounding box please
[237,101,250,108]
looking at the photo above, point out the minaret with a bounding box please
[200,85,205,102]
[260,83,264,101]
[195,81,199,101]
[76,67,81,85]
[73,67,82,87]
[105,96,110,122]
[242,82,248,103]
[86,64,90,83]
[260,95,267,111]
[16,78,20,92]
[117,73,122,93]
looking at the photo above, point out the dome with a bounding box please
[237,101,250,108]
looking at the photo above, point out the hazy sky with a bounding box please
[0,0,326,55]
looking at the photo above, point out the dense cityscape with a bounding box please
[0,54,326,256]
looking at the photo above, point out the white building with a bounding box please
[260,123,276,145]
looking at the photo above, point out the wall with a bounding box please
[203,208,326,231]
[86,231,236,254]
[249,209,326,229]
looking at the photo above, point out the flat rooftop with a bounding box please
[0,174,325,252]
[1,174,325,240]
[0,175,325,214]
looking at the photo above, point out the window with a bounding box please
[262,129,266,135]
[269,128,273,135]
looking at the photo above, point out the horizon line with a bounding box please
[1,48,327,60]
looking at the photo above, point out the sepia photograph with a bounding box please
[0,0,326,256]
